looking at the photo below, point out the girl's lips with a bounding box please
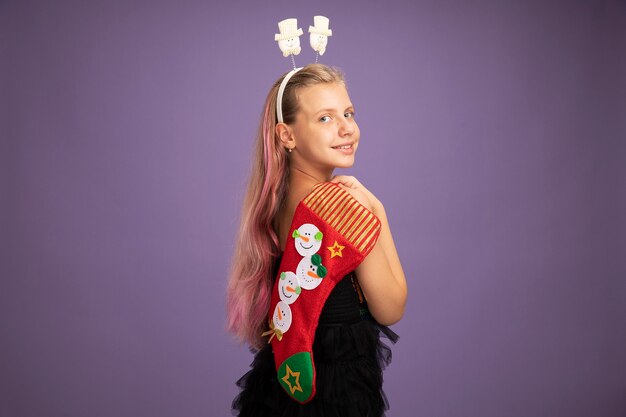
[332,144,354,155]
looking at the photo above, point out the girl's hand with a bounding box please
[330,175,381,212]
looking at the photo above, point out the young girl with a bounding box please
[228,63,407,416]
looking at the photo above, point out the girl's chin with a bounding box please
[336,161,355,169]
[328,158,355,170]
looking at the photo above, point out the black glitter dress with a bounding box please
[232,255,398,417]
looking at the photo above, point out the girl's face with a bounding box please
[290,82,360,177]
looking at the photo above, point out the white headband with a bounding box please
[276,67,303,123]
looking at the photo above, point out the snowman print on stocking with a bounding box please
[296,254,327,290]
[292,223,323,256]
[278,272,302,304]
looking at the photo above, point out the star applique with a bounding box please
[281,365,303,395]
[327,240,345,258]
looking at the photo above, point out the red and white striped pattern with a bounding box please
[303,182,381,255]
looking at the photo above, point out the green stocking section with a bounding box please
[277,352,314,403]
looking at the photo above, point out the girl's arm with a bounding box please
[331,176,408,325]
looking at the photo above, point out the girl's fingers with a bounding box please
[331,175,358,188]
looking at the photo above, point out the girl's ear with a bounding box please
[276,123,296,150]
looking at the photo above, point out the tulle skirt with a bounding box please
[232,318,398,417]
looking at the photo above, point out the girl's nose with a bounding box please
[339,119,354,136]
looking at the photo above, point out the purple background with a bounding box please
[1,0,625,416]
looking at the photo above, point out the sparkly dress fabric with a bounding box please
[232,255,398,417]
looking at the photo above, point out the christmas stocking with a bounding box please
[262,182,381,403]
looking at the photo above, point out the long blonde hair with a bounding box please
[226,63,346,348]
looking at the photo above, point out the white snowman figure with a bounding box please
[272,301,293,335]
[275,18,303,57]
[292,223,323,257]
[296,253,327,290]
[308,15,332,56]
[277,271,301,304]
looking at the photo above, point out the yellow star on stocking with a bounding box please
[281,365,303,395]
[327,240,345,258]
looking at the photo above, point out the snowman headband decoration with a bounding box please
[274,16,333,123]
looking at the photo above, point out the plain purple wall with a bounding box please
[1,0,624,416]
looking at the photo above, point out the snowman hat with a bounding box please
[274,18,304,41]
[308,16,332,37]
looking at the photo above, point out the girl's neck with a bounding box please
[289,165,332,186]
[287,166,333,201]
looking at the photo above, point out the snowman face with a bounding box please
[272,301,292,333]
[296,256,324,290]
[278,37,301,53]
[293,223,323,256]
[309,34,328,52]
[278,272,301,305]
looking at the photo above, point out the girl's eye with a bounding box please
[345,111,355,118]
[320,115,331,123]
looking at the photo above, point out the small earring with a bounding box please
[287,147,293,153]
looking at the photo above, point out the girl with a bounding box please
[228,63,407,416]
